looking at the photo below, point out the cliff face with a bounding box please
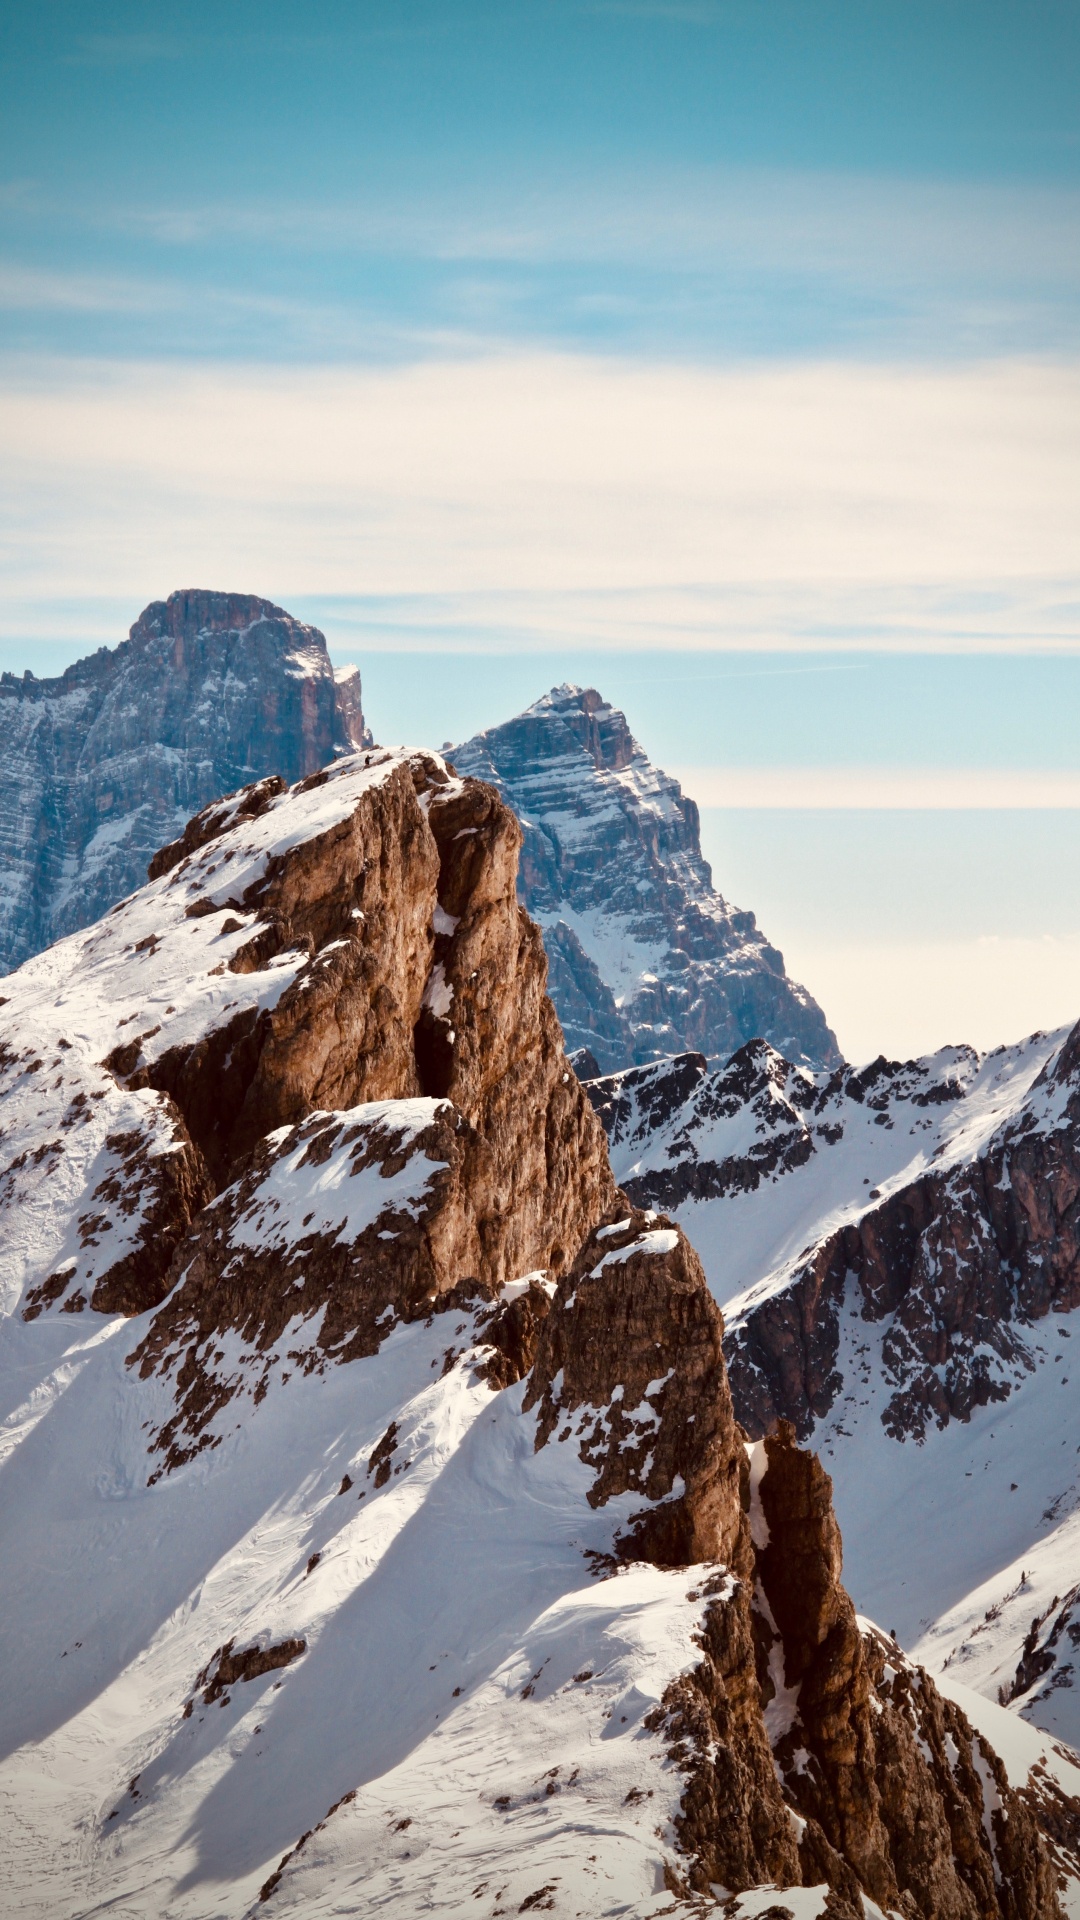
[1,746,612,1341]
[585,1030,1080,1446]
[585,1032,1080,1755]
[0,749,1074,1919]
[452,682,840,1074]
[0,589,370,975]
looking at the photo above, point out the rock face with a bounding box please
[0,747,613,1349]
[0,589,370,976]
[452,683,840,1074]
[0,742,1075,1919]
[586,1028,1080,1757]
[526,1218,1067,1915]
[585,1029,1080,1445]
[749,1424,1061,1920]
[526,1208,747,1569]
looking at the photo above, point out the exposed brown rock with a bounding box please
[528,1212,1067,1916]
[126,752,615,1459]
[137,755,443,1184]
[421,775,616,1289]
[647,1567,802,1896]
[727,1026,1080,1442]
[754,1422,1064,1918]
[526,1207,743,1567]
[124,751,614,1242]
[189,1635,306,1710]
[480,1278,554,1390]
[129,1101,487,1468]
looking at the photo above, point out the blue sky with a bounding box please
[3,1,1080,362]
[2,1,1079,1057]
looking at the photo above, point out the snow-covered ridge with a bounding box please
[587,1024,1080,1758]
[1,716,1077,1915]
[0,747,455,1325]
[452,682,839,1074]
[587,1026,1073,1434]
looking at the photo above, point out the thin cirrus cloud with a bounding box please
[65,33,189,68]
[1,351,1076,655]
[3,165,1079,367]
[674,767,1080,810]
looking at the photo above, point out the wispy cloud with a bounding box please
[673,767,1080,808]
[0,351,1076,653]
[101,167,1080,280]
[3,164,1078,367]
[66,33,188,69]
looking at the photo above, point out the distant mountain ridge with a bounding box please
[0,589,369,975]
[452,681,840,1073]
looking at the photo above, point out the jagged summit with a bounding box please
[0,744,1072,1915]
[0,589,370,976]
[453,682,840,1074]
[584,1021,1080,1755]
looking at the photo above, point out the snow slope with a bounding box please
[0,1286,733,1918]
[589,1027,1080,1749]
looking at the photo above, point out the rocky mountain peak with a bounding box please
[129,589,302,648]
[453,685,840,1074]
[0,742,1075,1916]
[0,589,371,976]
[526,682,637,772]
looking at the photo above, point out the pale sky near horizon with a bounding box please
[1,0,1078,1062]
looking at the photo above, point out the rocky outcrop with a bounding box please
[727,1028,1080,1442]
[752,1424,1062,1919]
[105,750,613,1464]
[524,1211,1068,1914]
[0,589,370,975]
[0,747,614,1349]
[526,1206,746,1568]
[585,1028,1080,1444]
[453,683,840,1073]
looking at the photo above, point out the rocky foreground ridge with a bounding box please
[586,1035,1080,1755]
[453,682,840,1074]
[0,588,369,976]
[0,750,1075,1916]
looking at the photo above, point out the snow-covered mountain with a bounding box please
[0,743,1067,1919]
[452,683,840,1074]
[587,1029,1080,1751]
[0,589,369,977]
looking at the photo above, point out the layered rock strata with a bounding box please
[0,589,370,975]
[453,683,840,1073]
[0,747,613,1344]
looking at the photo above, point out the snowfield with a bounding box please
[0,1280,754,1917]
